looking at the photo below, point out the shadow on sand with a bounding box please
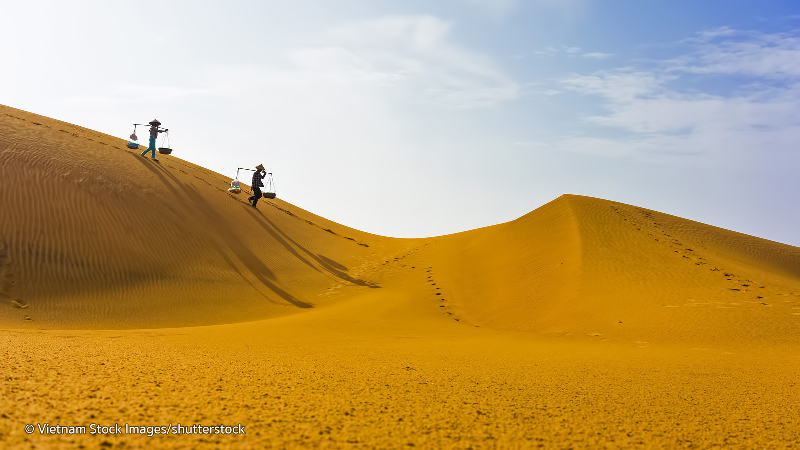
[132,154,312,308]
[246,209,380,289]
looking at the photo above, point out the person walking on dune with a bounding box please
[248,164,267,208]
[140,119,167,161]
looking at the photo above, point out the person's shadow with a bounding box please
[245,208,380,289]
[133,154,312,308]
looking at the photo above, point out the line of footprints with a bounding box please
[420,266,473,325]
[0,247,32,322]
[4,112,115,148]
[380,242,435,267]
[609,204,785,307]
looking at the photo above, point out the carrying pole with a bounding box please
[236,167,257,182]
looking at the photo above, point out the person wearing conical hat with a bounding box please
[140,119,167,161]
[248,164,267,208]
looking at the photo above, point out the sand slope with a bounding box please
[2,104,800,449]
[1,104,403,328]
[432,195,800,345]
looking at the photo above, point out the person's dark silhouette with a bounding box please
[248,164,266,208]
[140,119,166,161]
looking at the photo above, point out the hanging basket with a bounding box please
[228,180,241,194]
[157,130,172,154]
[263,173,277,199]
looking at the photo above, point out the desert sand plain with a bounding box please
[1,103,800,449]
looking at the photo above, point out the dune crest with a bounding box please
[432,194,800,344]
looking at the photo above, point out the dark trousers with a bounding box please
[249,188,263,207]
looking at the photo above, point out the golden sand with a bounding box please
[1,104,799,448]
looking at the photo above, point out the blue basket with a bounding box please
[126,142,139,149]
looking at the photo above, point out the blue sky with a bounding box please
[2,0,799,245]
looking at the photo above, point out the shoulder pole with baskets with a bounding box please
[228,167,276,199]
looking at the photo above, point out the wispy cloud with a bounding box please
[562,71,662,103]
[63,85,215,107]
[581,52,613,59]
[531,46,613,60]
[463,0,520,17]
[672,30,800,78]
[463,0,586,18]
[688,26,738,43]
[551,29,800,159]
[520,82,561,96]
[290,15,519,108]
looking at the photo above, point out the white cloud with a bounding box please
[63,85,215,107]
[520,81,562,96]
[690,26,738,42]
[674,30,800,78]
[297,15,519,108]
[522,88,561,96]
[532,46,612,60]
[562,71,663,103]
[599,88,798,133]
[463,0,586,18]
[553,29,800,159]
[464,0,520,17]
[64,15,519,113]
[581,52,613,59]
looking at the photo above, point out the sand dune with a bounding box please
[433,195,800,344]
[2,104,799,448]
[0,104,396,328]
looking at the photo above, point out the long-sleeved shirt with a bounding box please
[149,126,164,139]
[251,170,266,189]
